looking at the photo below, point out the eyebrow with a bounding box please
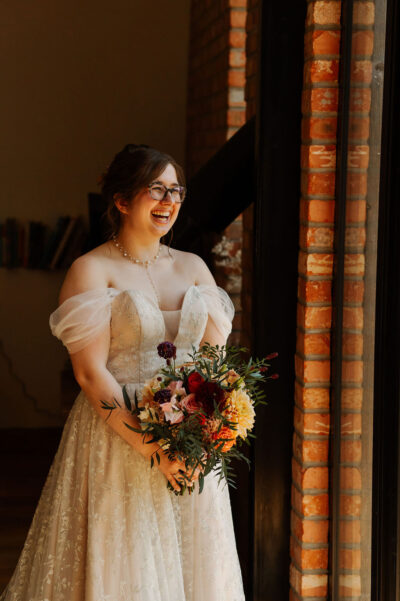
[152,180,180,187]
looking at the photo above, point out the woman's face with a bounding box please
[119,163,182,239]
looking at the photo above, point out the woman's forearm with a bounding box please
[76,366,161,460]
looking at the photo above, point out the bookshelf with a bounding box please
[0,215,88,270]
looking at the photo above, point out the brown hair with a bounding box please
[99,143,186,239]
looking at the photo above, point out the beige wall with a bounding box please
[0,0,190,427]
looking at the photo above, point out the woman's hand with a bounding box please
[156,450,190,492]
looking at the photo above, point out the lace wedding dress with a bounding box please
[1,284,246,601]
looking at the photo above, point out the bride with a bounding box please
[1,144,246,601]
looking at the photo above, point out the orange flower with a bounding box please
[212,425,238,452]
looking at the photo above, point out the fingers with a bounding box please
[167,474,182,492]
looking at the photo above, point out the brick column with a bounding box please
[290,2,342,599]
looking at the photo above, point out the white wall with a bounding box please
[0,0,190,427]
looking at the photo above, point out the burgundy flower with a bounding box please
[265,351,279,360]
[154,388,172,404]
[157,341,177,360]
[187,372,205,393]
[195,381,226,416]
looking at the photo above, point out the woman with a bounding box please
[1,144,245,600]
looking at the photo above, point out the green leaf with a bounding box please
[122,386,132,411]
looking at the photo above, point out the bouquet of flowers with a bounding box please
[101,341,278,495]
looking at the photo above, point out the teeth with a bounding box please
[152,211,170,217]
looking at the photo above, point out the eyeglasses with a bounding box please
[147,183,186,204]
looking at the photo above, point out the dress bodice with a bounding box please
[49,284,235,394]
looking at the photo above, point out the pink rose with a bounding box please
[180,393,202,414]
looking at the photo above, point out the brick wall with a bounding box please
[290,3,341,597]
[290,1,375,599]
[186,0,247,345]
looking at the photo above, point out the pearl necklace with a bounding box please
[112,235,162,306]
[112,235,161,266]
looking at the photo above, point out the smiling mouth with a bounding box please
[151,210,171,224]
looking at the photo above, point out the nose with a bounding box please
[161,190,176,204]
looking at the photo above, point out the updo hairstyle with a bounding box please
[100,144,186,238]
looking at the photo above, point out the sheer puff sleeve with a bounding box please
[197,284,235,345]
[49,288,118,354]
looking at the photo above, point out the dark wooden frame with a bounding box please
[371,0,400,597]
[250,1,307,600]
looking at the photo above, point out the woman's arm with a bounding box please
[191,254,232,348]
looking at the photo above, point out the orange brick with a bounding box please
[291,511,330,544]
[292,485,329,517]
[344,280,364,303]
[339,548,361,570]
[300,199,335,223]
[346,171,368,196]
[352,30,374,55]
[344,253,365,277]
[351,59,373,83]
[229,30,246,48]
[230,8,247,28]
[306,1,341,26]
[229,48,246,67]
[300,225,334,249]
[348,145,370,169]
[227,109,245,126]
[297,331,331,356]
[341,413,362,436]
[341,440,362,464]
[345,227,366,249]
[343,307,363,329]
[342,360,363,384]
[339,519,361,543]
[346,200,367,223]
[228,69,246,87]
[302,116,338,141]
[353,1,375,25]
[340,493,361,517]
[290,537,329,570]
[295,409,330,436]
[297,303,333,329]
[293,433,329,463]
[301,171,336,197]
[301,144,336,168]
[340,466,362,490]
[350,87,372,112]
[342,332,363,356]
[349,116,370,140]
[298,251,334,276]
[295,383,330,410]
[290,565,328,597]
[339,574,362,597]
[295,356,331,384]
[292,458,329,490]
[341,387,363,410]
[304,59,340,83]
[298,279,332,304]
[304,29,341,57]
[302,88,339,114]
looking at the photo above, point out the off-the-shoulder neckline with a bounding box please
[106,283,197,312]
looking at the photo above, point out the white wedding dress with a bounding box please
[1,284,246,601]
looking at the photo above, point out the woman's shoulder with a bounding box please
[58,243,111,305]
[169,247,215,286]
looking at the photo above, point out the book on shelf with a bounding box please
[0,216,87,270]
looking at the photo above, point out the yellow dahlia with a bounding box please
[224,388,255,439]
